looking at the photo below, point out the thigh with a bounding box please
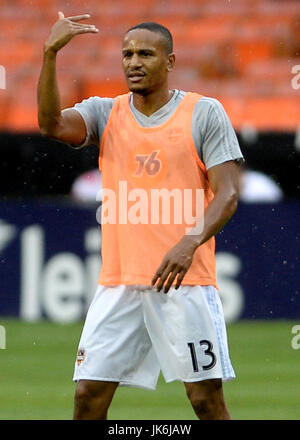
[184,379,231,419]
[74,379,119,419]
[75,379,119,400]
[184,378,224,400]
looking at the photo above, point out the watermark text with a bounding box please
[0,66,6,89]
[291,65,300,90]
[291,325,300,349]
[96,181,205,235]
[0,325,6,349]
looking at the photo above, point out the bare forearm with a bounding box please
[37,49,62,136]
[38,12,98,141]
[152,161,240,292]
[184,191,238,251]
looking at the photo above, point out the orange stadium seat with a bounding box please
[220,96,300,131]
[233,39,274,72]
[82,79,128,99]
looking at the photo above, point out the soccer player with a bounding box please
[38,12,243,420]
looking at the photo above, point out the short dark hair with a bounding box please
[125,22,173,54]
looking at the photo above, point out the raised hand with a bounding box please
[44,11,99,53]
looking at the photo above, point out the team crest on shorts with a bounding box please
[76,348,86,366]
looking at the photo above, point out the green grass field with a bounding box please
[0,319,299,420]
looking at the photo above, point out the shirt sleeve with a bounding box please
[192,97,244,170]
[70,96,114,147]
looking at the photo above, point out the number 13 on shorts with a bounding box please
[187,340,217,372]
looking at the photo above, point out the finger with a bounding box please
[163,268,180,294]
[71,26,99,35]
[175,270,187,290]
[70,23,99,31]
[151,260,168,286]
[67,14,91,22]
[156,263,175,292]
[58,11,64,20]
[70,22,97,27]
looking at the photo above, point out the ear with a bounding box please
[167,53,175,72]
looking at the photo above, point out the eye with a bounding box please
[140,51,152,57]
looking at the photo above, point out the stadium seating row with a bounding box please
[0,0,299,131]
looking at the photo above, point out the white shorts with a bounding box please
[73,284,235,390]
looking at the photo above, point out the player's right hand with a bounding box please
[44,11,99,54]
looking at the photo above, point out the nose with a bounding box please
[129,53,142,68]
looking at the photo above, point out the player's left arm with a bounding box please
[151,159,240,293]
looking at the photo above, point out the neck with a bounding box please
[132,87,173,116]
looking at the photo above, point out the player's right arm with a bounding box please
[37,12,99,146]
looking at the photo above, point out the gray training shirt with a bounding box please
[71,89,244,171]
